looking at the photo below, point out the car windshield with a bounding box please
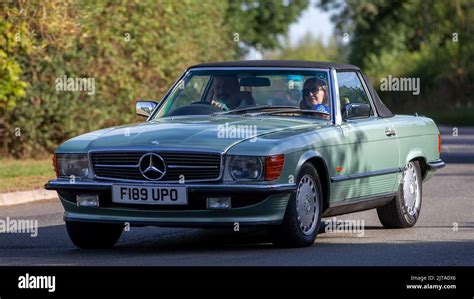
[152,69,332,120]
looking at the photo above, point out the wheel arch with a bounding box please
[409,156,429,180]
[403,149,428,180]
[295,151,330,213]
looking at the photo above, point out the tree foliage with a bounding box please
[1,0,235,157]
[0,19,28,111]
[227,0,310,52]
[0,0,309,157]
[318,0,474,112]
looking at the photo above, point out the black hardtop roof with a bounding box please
[189,60,360,71]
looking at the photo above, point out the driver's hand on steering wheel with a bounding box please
[211,99,229,111]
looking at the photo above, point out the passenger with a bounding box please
[299,78,330,114]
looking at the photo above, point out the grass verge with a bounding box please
[0,159,55,193]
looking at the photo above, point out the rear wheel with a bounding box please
[66,221,123,249]
[269,163,322,247]
[377,161,422,228]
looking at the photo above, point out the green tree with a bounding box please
[226,0,310,54]
[0,0,311,157]
[318,0,474,113]
[0,0,234,157]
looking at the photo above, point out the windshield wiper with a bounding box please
[213,105,300,116]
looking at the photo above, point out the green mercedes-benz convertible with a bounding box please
[45,60,445,248]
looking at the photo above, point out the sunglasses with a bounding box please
[303,87,321,95]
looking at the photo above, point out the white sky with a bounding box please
[246,2,334,59]
[288,2,333,46]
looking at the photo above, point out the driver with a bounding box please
[210,75,244,110]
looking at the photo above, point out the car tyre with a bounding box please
[66,221,123,249]
[377,161,422,228]
[269,163,322,248]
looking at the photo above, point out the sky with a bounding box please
[288,2,334,46]
[246,1,334,59]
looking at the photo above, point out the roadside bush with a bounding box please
[0,0,234,157]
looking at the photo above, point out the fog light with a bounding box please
[207,197,231,209]
[76,195,99,207]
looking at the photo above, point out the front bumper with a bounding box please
[45,180,295,227]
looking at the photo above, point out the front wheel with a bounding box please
[269,163,323,247]
[377,161,423,228]
[66,221,123,249]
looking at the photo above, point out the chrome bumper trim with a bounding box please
[45,180,296,193]
[427,159,445,170]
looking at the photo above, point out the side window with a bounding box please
[336,72,373,115]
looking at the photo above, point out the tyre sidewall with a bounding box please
[285,163,323,245]
[398,161,422,226]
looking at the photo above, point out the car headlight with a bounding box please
[55,154,92,179]
[227,156,263,180]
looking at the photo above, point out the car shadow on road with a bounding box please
[1,222,472,252]
[0,224,473,266]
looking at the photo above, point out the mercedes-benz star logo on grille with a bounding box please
[138,153,166,180]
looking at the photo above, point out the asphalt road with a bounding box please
[0,126,472,266]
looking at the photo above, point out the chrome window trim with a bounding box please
[330,68,342,125]
[87,147,224,183]
[150,66,333,122]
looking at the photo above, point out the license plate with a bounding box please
[112,185,187,205]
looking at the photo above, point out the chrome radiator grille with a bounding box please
[90,152,222,182]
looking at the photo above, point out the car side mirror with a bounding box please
[342,103,371,120]
[136,100,157,117]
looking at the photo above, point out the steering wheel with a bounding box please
[193,100,229,111]
[167,102,222,116]
[191,101,210,105]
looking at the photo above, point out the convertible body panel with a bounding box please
[46,61,444,231]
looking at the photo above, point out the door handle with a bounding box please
[385,128,396,137]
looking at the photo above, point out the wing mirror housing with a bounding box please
[136,100,158,118]
[342,103,371,120]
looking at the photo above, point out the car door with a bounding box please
[333,71,400,200]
